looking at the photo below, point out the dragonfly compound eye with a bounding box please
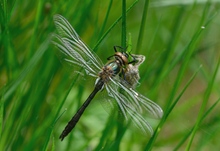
[115,52,128,65]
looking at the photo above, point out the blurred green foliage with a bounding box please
[1,0,220,151]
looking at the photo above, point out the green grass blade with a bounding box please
[93,0,139,51]
[2,38,50,100]
[94,113,115,151]
[145,64,201,150]
[98,0,113,38]
[149,6,186,90]
[174,97,220,150]
[0,90,3,139]
[185,57,220,150]
[164,6,212,110]
[121,0,127,48]
[43,74,84,151]
[27,0,44,59]
[136,0,149,53]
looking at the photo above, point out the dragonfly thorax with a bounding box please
[98,52,129,83]
[98,61,119,83]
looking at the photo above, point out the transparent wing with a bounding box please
[105,77,163,135]
[51,14,103,77]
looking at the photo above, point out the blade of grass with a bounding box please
[98,0,113,39]
[136,0,149,53]
[1,0,18,79]
[144,16,161,63]
[27,0,44,59]
[145,3,215,149]
[74,0,95,35]
[149,6,185,90]
[109,1,128,149]
[164,4,213,111]
[93,0,139,51]
[109,113,127,151]
[185,56,220,150]
[152,4,215,96]
[2,37,50,100]
[121,0,126,48]
[174,97,220,150]
[43,104,67,150]
[0,90,3,139]
[42,65,87,150]
[94,112,116,151]
[145,65,202,150]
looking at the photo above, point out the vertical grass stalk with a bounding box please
[121,0,126,48]
[136,0,149,53]
[185,57,220,150]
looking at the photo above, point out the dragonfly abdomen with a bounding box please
[59,79,104,141]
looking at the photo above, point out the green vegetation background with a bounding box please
[1,0,220,151]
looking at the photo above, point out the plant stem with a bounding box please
[121,0,126,48]
[136,0,149,53]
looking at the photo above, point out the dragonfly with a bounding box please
[52,14,163,141]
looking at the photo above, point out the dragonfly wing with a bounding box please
[105,77,163,135]
[52,14,103,77]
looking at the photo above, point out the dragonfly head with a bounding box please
[114,51,129,66]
